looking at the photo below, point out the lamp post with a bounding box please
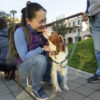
[10,10,17,23]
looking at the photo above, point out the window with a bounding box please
[78,20,80,25]
[73,21,76,26]
[73,29,76,32]
[68,22,71,27]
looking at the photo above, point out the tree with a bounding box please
[52,22,68,36]
[0,11,12,24]
[0,11,6,17]
[10,10,17,22]
[6,14,13,24]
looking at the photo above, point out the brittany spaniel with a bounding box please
[43,31,69,92]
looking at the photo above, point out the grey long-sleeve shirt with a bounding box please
[0,28,8,48]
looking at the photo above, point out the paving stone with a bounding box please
[74,85,95,96]
[82,97,92,100]
[0,82,7,89]
[84,82,100,90]
[89,91,100,100]
[68,75,78,81]
[17,96,34,100]
[1,67,100,100]
[0,87,10,96]
[14,90,30,100]
[62,91,84,100]
[0,79,3,83]
[9,85,23,93]
[68,80,82,90]
[68,67,93,79]
[68,69,76,75]
[56,90,69,97]
[0,76,5,80]
[5,80,17,87]
[74,71,92,79]
[73,78,87,85]
[52,96,64,100]
[0,93,15,100]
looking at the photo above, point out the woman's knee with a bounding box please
[25,54,46,64]
[23,54,47,74]
[34,54,47,65]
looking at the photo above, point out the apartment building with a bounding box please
[46,12,92,44]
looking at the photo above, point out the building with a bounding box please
[6,16,21,24]
[46,12,92,44]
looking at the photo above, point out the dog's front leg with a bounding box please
[61,68,69,90]
[62,76,69,90]
[51,66,61,92]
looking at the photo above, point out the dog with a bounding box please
[43,31,69,92]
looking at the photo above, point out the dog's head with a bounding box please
[43,31,65,52]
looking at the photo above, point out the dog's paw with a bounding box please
[63,85,69,91]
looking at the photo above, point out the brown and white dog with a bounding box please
[43,31,69,92]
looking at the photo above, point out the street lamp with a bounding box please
[10,10,17,23]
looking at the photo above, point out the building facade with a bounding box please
[46,12,92,44]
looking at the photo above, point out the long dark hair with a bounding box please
[21,1,46,26]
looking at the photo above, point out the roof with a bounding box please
[46,12,84,27]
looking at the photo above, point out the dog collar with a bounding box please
[51,56,68,68]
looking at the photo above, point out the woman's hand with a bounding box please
[44,45,51,51]
[82,13,88,21]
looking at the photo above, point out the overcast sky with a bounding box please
[0,0,87,23]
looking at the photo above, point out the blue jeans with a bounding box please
[90,12,100,75]
[18,54,62,91]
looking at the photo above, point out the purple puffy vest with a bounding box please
[17,27,47,63]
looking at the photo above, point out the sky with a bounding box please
[0,0,87,23]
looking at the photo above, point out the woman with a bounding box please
[14,1,61,100]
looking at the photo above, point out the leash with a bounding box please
[67,22,82,65]
[51,22,82,68]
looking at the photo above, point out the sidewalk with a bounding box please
[0,66,100,100]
